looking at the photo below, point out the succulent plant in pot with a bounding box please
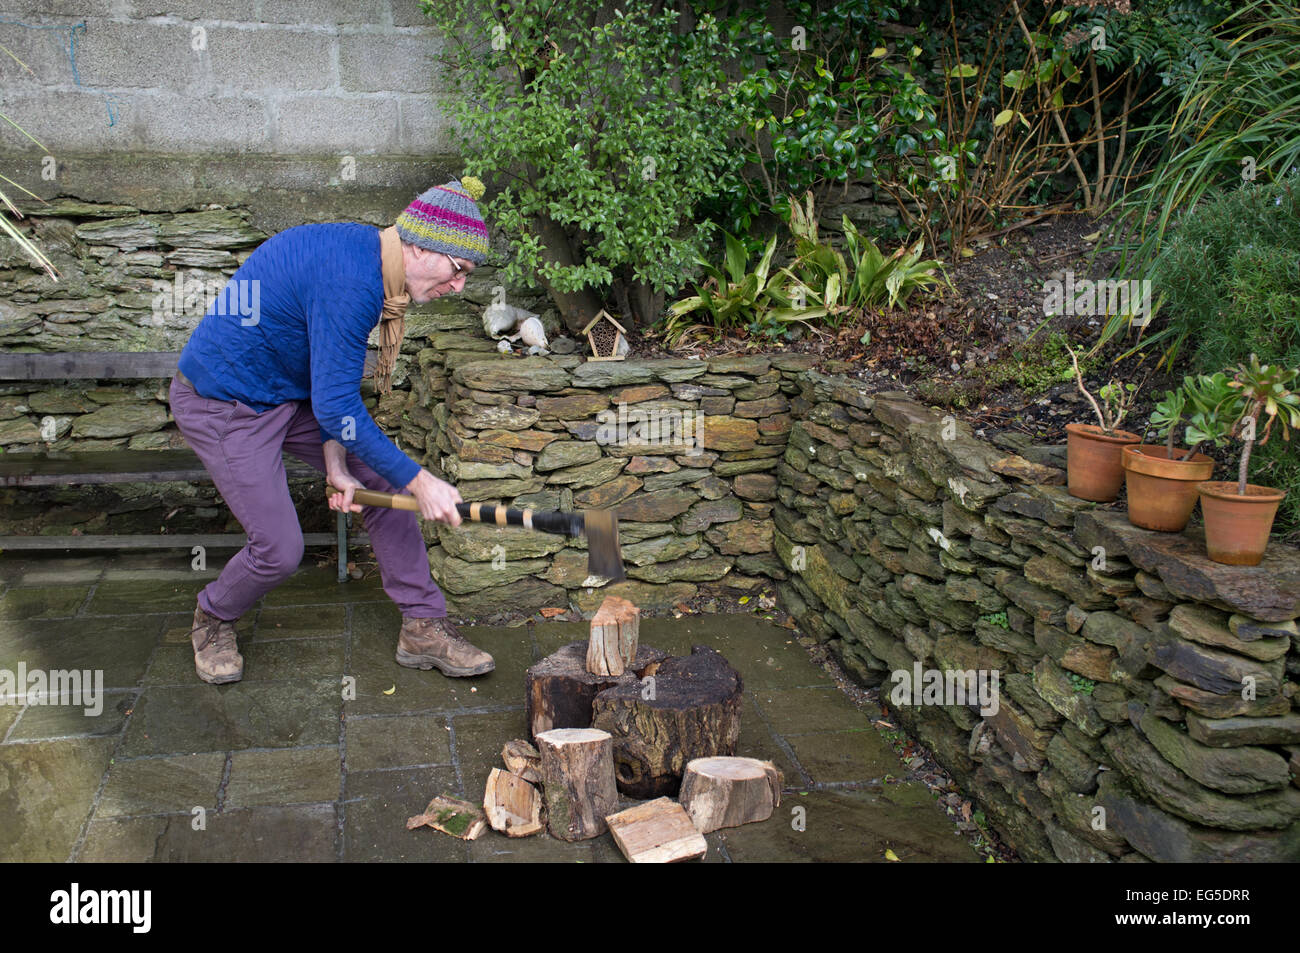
[1064,347,1144,502]
[1121,373,1235,532]
[1196,355,1300,565]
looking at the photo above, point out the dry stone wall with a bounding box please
[771,375,1300,863]
[398,318,814,619]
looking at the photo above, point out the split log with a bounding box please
[679,756,782,833]
[501,739,542,784]
[587,595,641,676]
[535,727,619,841]
[406,794,487,840]
[606,797,707,863]
[591,645,743,799]
[483,768,544,838]
[525,641,667,740]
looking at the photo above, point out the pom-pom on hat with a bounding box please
[394,175,489,265]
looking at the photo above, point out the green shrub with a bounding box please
[1123,175,1300,528]
[421,1,754,333]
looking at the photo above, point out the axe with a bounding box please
[326,485,626,581]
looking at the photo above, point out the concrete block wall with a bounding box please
[0,0,455,155]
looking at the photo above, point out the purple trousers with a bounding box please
[168,376,446,622]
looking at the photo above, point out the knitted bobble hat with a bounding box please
[394,175,489,265]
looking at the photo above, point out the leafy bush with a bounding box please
[778,192,949,321]
[1117,174,1300,528]
[1108,0,1300,273]
[421,1,753,333]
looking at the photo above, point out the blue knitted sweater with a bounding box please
[176,222,421,490]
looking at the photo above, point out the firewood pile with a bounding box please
[406,594,783,862]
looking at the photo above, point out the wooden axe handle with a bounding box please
[327,485,584,536]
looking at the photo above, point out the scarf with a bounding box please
[374,225,409,395]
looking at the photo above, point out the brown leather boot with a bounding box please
[395,616,494,676]
[190,604,243,685]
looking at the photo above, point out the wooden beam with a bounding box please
[0,351,181,381]
[0,533,370,551]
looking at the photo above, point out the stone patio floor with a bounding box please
[0,551,980,863]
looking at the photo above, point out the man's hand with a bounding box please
[324,439,364,513]
[404,468,463,526]
[327,471,365,514]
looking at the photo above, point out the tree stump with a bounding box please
[525,641,666,740]
[587,595,641,675]
[606,797,707,863]
[483,768,544,838]
[591,645,743,799]
[679,756,782,833]
[535,727,619,841]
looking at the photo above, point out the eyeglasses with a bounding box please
[443,253,463,275]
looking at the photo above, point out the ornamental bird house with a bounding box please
[583,310,628,361]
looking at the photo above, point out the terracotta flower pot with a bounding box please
[1065,423,1142,502]
[1196,481,1286,566]
[1121,445,1215,532]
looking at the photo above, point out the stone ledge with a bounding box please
[1076,511,1300,622]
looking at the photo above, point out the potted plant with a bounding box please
[1196,355,1300,565]
[1121,373,1232,531]
[1065,348,1143,502]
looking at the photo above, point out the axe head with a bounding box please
[582,509,626,582]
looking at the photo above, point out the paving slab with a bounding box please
[226,747,342,808]
[345,713,453,771]
[784,730,902,784]
[85,578,204,615]
[256,605,349,639]
[0,736,115,861]
[263,566,390,606]
[79,804,339,862]
[5,690,133,741]
[752,685,873,734]
[0,616,160,691]
[344,765,463,862]
[0,586,91,621]
[97,752,227,817]
[119,679,342,756]
[710,786,981,863]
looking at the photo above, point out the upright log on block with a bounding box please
[587,595,641,676]
[606,797,707,863]
[679,756,783,833]
[525,641,667,740]
[535,727,619,841]
[591,645,743,799]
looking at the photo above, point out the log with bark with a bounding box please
[483,768,544,838]
[587,595,641,676]
[525,641,666,740]
[591,645,743,799]
[605,797,707,863]
[501,739,542,784]
[535,727,619,841]
[679,756,783,833]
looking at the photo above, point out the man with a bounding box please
[168,177,495,685]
